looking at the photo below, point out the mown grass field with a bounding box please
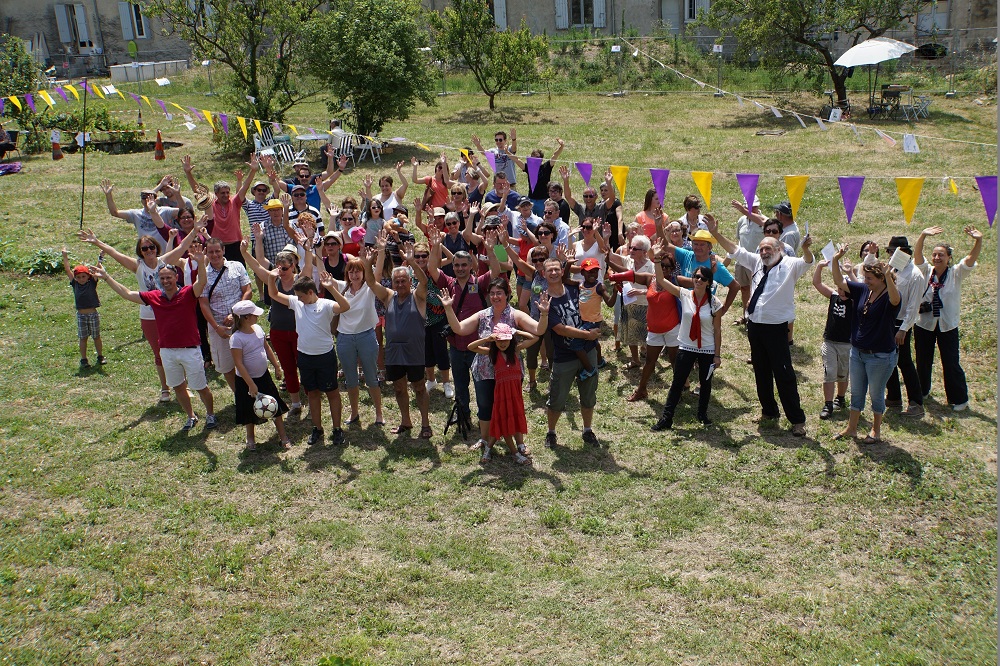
[0,72,996,664]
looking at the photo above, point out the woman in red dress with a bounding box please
[468,323,538,465]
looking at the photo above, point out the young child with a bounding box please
[229,300,291,451]
[468,323,538,465]
[575,257,616,376]
[63,248,104,368]
[812,259,853,419]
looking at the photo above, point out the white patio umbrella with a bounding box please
[834,37,917,68]
[834,37,917,115]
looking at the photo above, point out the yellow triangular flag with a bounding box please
[116,90,126,100]
[237,116,248,140]
[690,171,713,210]
[415,142,430,151]
[610,165,630,202]
[8,96,21,111]
[65,84,80,101]
[202,110,215,130]
[460,149,471,162]
[784,175,809,219]
[253,119,263,136]
[37,90,55,107]
[895,177,925,224]
[170,102,185,113]
[93,85,105,99]
[948,178,958,195]
[288,124,298,136]
[141,95,151,108]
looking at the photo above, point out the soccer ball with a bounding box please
[253,393,279,419]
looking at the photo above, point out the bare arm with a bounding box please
[91,264,144,304]
[61,248,74,278]
[77,228,138,273]
[913,226,942,266]
[702,213,737,255]
[99,179,129,220]
[830,244,849,292]
[812,260,835,298]
[963,226,983,266]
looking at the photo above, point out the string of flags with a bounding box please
[2,78,996,227]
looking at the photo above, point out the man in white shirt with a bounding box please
[883,236,925,416]
[705,214,813,436]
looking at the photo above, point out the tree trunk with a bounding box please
[488,93,496,110]
[830,70,849,110]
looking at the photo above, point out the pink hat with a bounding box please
[349,227,365,244]
[492,323,514,340]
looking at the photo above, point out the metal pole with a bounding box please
[80,77,88,229]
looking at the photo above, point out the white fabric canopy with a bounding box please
[834,37,917,67]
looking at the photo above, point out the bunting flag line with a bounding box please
[649,168,670,208]
[65,84,79,101]
[784,175,809,219]
[974,176,997,227]
[141,95,151,108]
[219,113,229,135]
[253,119,263,136]
[816,118,827,131]
[948,177,958,195]
[895,177,925,224]
[156,99,168,114]
[24,94,36,113]
[202,109,215,131]
[54,87,68,102]
[8,96,22,111]
[690,171,713,210]
[237,116,248,139]
[460,149,471,164]
[838,177,865,224]
[483,150,496,175]
[736,173,759,209]
[575,162,592,186]
[610,165,630,202]
[0,99,4,115]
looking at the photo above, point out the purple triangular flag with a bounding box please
[526,156,542,193]
[271,122,281,132]
[219,113,229,134]
[484,150,496,175]
[24,94,36,113]
[129,92,141,103]
[188,106,200,117]
[736,173,760,208]
[0,98,4,116]
[156,99,167,114]
[575,162,592,186]
[838,176,865,224]
[55,87,68,102]
[80,80,93,95]
[975,176,997,227]
[649,168,670,207]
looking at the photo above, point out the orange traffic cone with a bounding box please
[154,130,165,161]
[52,140,64,161]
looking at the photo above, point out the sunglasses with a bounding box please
[764,229,781,234]
[693,274,711,282]
[451,191,465,196]
[494,138,504,143]
[324,241,339,247]
[253,188,268,193]
[532,257,547,263]
[140,245,157,251]
[582,226,594,231]
[413,253,429,259]
[278,265,292,271]
[292,193,306,197]
[445,221,459,227]
[341,217,355,222]
[583,194,596,199]
[536,230,552,236]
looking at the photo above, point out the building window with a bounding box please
[571,0,594,25]
[131,4,147,38]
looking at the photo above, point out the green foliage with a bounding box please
[701,0,922,104]
[303,0,436,137]
[430,0,548,110]
[13,107,143,155]
[0,34,37,98]
[144,0,323,154]
[23,249,64,276]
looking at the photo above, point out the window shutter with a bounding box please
[55,5,73,43]
[74,3,90,43]
[593,0,606,27]
[118,2,134,40]
[555,0,569,29]
[139,10,151,38]
[493,0,507,30]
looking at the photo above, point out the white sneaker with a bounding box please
[443,382,454,399]
[952,401,969,412]
[425,379,438,392]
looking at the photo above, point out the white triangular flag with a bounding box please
[155,77,170,86]
[184,122,197,131]
[902,134,920,153]
[770,106,782,118]
[165,112,173,120]
[874,128,896,146]
[736,96,744,106]
[816,117,827,131]
[850,124,861,140]
[792,113,806,128]
[753,101,766,110]
[695,80,705,88]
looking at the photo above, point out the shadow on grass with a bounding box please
[460,457,565,491]
[377,435,443,474]
[158,428,218,472]
[856,440,923,482]
[436,108,542,126]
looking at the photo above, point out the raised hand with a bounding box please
[439,290,454,309]
[234,168,245,183]
[99,179,113,195]
[250,222,263,238]
[337,155,349,171]
[240,239,250,253]
[558,165,569,180]
[144,197,157,213]
[364,174,374,187]
[702,213,718,233]
[181,154,193,172]
[537,291,550,314]
[921,226,943,237]
[319,271,337,291]
[279,192,292,207]
[78,228,98,244]
[834,243,849,260]
[395,160,405,171]
[965,225,983,240]
[168,228,179,242]
[324,144,335,159]
[730,199,749,215]
[188,247,206,264]
[410,156,419,166]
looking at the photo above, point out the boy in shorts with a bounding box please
[813,259,853,419]
[268,273,351,446]
[63,249,104,368]
[572,257,615,379]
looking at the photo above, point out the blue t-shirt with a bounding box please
[548,284,596,362]
[846,280,899,352]
[674,246,734,289]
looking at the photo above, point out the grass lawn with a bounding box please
[0,76,996,664]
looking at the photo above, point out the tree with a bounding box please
[702,0,922,108]
[430,0,547,110]
[144,0,323,146]
[0,34,37,98]
[303,0,437,137]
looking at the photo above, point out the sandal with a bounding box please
[159,389,171,403]
[627,389,647,402]
[418,425,433,439]
[244,441,257,452]
[391,424,412,435]
[280,439,292,450]
[470,438,488,451]
[624,361,642,370]
[344,415,361,426]
[862,435,882,445]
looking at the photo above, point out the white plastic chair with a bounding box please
[336,133,356,167]
[355,132,382,165]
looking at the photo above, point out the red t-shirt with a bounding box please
[140,285,201,348]
[419,177,449,208]
[212,195,245,243]
[646,283,680,334]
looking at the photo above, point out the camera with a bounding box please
[919,302,933,314]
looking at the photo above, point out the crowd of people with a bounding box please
[66,128,984,459]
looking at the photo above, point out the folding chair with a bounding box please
[355,132,382,165]
[253,134,276,161]
[1,130,22,162]
[336,133,356,167]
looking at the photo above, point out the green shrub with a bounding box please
[24,248,64,275]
